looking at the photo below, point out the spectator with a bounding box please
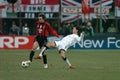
[9,22,20,35]
[2,22,9,35]
[86,22,94,36]
[107,24,117,33]
[53,23,58,32]
[22,23,29,36]
[62,23,71,36]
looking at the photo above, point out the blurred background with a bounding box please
[0,0,120,36]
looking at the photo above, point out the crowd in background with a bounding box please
[59,21,94,37]
[0,18,119,36]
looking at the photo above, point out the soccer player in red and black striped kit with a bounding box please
[25,14,59,68]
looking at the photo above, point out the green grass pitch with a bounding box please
[0,50,120,80]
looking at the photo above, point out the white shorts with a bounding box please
[54,41,68,51]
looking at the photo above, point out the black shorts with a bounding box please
[34,36,47,49]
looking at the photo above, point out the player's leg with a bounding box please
[59,49,75,69]
[24,41,39,65]
[29,41,39,62]
[43,54,48,68]
[35,36,49,68]
[46,41,56,47]
[40,41,56,55]
[41,47,48,68]
[34,41,56,59]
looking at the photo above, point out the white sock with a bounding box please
[39,47,46,56]
[66,58,71,66]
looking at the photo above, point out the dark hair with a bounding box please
[74,26,82,36]
[38,14,46,20]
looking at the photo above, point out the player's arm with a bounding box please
[47,23,59,38]
[77,32,85,42]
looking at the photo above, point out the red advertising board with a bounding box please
[0,36,35,50]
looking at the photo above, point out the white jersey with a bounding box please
[55,33,84,51]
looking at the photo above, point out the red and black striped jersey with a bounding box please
[36,21,59,37]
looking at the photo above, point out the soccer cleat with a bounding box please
[44,64,48,69]
[34,56,42,59]
[69,65,75,69]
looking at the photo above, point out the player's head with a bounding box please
[72,26,81,35]
[38,14,46,23]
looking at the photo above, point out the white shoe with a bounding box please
[44,64,48,68]
[26,60,31,65]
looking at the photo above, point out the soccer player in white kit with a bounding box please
[34,26,85,69]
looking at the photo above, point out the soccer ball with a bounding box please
[21,61,29,68]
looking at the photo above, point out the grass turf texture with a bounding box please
[0,50,120,80]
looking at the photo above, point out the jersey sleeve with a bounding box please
[76,33,84,42]
[47,22,59,37]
